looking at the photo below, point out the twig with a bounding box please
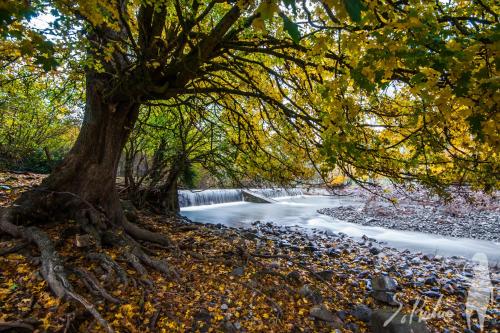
[0,241,28,256]
[0,321,34,332]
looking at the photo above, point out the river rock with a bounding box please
[371,275,398,306]
[421,290,441,298]
[310,304,341,324]
[299,284,323,304]
[402,269,413,278]
[220,321,237,333]
[231,267,244,277]
[351,304,373,322]
[372,275,397,291]
[372,291,398,306]
[326,248,341,257]
[411,257,422,265]
[192,308,212,333]
[315,269,334,280]
[424,275,437,285]
[286,270,302,284]
[269,261,280,269]
[357,271,370,279]
[370,309,430,333]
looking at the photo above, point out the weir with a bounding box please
[178,188,304,207]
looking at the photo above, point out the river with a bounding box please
[181,195,500,263]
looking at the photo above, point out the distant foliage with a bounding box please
[0,67,82,172]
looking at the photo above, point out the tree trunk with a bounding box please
[16,72,140,225]
[161,171,180,213]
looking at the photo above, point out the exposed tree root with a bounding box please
[123,218,173,247]
[72,267,122,304]
[242,281,284,318]
[87,252,129,287]
[0,207,114,333]
[0,190,179,333]
[0,240,28,256]
[0,320,34,332]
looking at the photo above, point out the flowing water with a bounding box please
[178,188,303,207]
[180,194,500,262]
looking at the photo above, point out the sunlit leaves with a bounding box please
[2,0,498,192]
[256,0,279,20]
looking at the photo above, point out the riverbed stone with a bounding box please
[370,309,430,333]
[424,275,438,285]
[315,269,334,280]
[421,290,441,298]
[299,284,323,304]
[351,304,373,322]
[371,275,398,305]
[372,275,397,291]
[402,269,413,278]
[286,270,302,284]
[231,267,244,277]
[326,248,341,257]
[269,261,280,269]
[372,291,398,306]
[192,308,212,333]
[310,304,341,324]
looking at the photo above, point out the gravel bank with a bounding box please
[318,187,499,242]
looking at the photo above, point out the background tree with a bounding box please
[0,66,82,172]
[122,100,235,212]
[122,93,320,213]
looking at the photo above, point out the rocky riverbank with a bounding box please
[178,218,500,332]
[318,186,500,242]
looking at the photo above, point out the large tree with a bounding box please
[0,0,497,330]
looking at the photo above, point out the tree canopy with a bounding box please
[1,0,498,194]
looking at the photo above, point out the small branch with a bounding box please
[0,241,28,256]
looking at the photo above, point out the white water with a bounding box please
[178,188,303,207]
[178,189,243,207]
[181,195,500,262]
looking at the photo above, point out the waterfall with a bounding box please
[178,188,304,207]
[178,189,243,207]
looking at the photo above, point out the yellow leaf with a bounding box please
[252,18,266,33]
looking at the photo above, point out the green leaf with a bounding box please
[350,67,375,92]
[466,114,485,140]
[453,71,471,97]
[343,0,363,22]
[282,16,300,44]
[283,0,297,16]
[34,56,58,72]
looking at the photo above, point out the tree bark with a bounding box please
[161,169,180,213]
[15,71,140,225]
